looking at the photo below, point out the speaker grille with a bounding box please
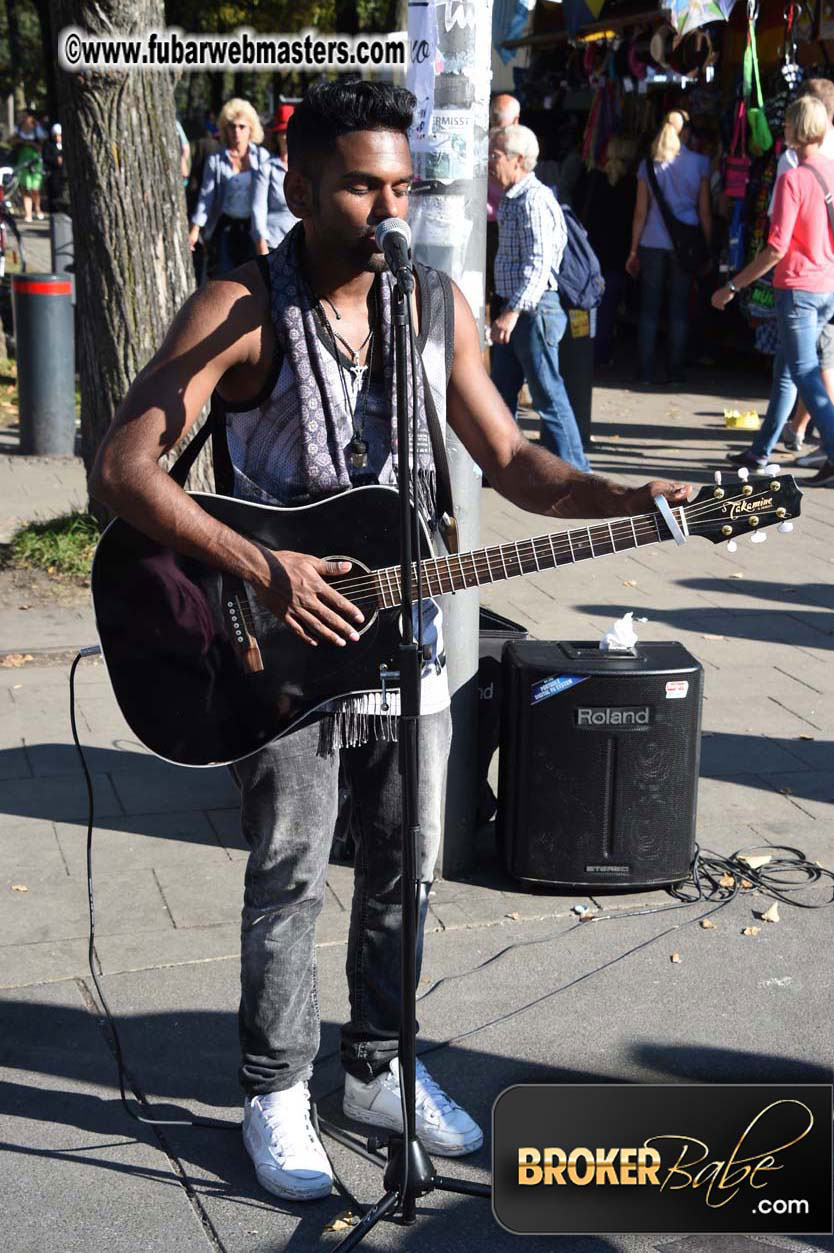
[498,642,702,887]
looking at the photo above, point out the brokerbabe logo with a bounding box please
[575,705,652,728]
[492,1084,833,1236]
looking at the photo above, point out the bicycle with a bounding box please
[0,166,28,278]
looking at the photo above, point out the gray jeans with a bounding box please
[232,708,452,1096]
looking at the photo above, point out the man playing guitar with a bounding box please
[90,80,688,1203]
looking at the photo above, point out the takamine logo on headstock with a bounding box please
[683,473,803,545]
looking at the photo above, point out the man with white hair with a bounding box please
[489,93,520,131]
[488,124,589,470]
[486,94,521,307]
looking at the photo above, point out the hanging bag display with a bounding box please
[745,12,773,156]
[724,101,752,198]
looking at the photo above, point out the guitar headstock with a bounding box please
[682,474,803,544]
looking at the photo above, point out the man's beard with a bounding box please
[364,253,388,274]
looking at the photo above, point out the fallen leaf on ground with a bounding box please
[702,633,725,640]
[728,572,745,580]
[700,919,717,929]
[324,1212,360,1234]
[17,604,30,611]
[0,653,33,668]
[10,884,28,892]
[742,926,761,937]
[719,873,735,889]
[671,952,682,963]
[739,854,772,870]
[623,579,638,588]
[779,786,793,796]
[506,911,520,921]
[760,902,780,923]
[741,878,754,890]
[798,734,815,741]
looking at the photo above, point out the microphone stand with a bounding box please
[321,268,490,1249]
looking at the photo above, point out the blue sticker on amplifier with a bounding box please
[530,674,588,704]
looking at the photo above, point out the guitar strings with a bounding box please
[324,490,792,603]
[327,508,788,604]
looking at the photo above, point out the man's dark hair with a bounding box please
[287,80,415,175]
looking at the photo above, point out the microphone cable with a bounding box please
[69,648,237,1134]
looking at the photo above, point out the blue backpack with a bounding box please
[556,203,605,311]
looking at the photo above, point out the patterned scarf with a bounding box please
[266,223,438,524]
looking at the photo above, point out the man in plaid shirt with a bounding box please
[489,125,590,470]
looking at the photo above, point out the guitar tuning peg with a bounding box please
[750,531,767,543]
[726,539,738,553]
[714,470,722,485]
[737,466,749,481]
[778,520,794,534]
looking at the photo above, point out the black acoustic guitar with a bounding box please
[91,477,802,767]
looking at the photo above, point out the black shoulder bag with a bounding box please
[645,159,710,276]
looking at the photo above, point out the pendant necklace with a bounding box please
[316,285,377,471]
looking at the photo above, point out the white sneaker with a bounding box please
[343,1058,483,1157]
[243,1082,333,1201]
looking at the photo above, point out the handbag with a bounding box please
[724,101,751,199]
[645,159,710,276]
[744,17,773,157]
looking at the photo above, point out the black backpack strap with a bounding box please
[168,253,274,493]
[168,413,212,488]
[645,159,680,242]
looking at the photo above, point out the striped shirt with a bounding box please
[495,172,568,313]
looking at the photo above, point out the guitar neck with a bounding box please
[372,508,679,609]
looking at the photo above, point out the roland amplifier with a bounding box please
[497,641,703,887]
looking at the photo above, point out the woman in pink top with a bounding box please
[712,95,834,486]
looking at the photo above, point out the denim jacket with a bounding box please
[251,157,296,248]
[191,143,270,240]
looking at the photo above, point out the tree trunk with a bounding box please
[5,0,26,111]
[54,0,214,512]
[31,0,59,121]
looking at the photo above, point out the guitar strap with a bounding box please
[167,258,457,550]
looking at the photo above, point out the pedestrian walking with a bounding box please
[627,110,711,386]
[488,124,589,470]
[713,95,834,487]
[13,113,44,222]
[580,135,637,367]
[188,98,270,278]
[252,106,296,254]
[42,124,66,212]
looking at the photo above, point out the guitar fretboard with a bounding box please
[371,511,675,609]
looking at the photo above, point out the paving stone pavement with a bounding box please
[1,364,832,1252]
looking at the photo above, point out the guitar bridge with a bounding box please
[225,588,264,673]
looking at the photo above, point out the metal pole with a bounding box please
[408,0,493,876]
[50,213,75,305]
[12,274,76,455]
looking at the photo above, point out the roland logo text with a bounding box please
[576,706,652,728]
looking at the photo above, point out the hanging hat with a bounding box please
[272,103,295,132]
[669,28,715,77]
[649,22,680,69]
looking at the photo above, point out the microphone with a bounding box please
[375,217,414,290]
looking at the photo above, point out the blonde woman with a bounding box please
[579,135,637,365]
[713,95,834,486]
[626,109,711,386]
[189,98,270,277]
